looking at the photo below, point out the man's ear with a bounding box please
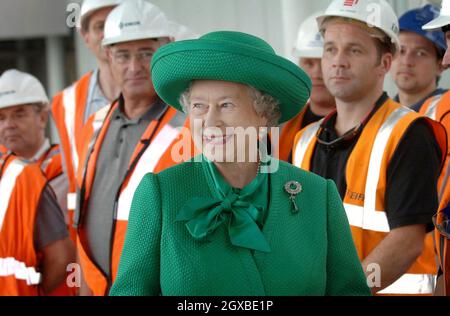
[379,53,393,76]
[80,26,90,46]
[105,46,113,62]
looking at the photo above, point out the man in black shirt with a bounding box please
[293,0,446,295]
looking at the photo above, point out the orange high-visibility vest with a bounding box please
[420,91,450,201]
[421,91,450,295]
[51,72,93,225]
[0,155,48,296]
[279,104,309,162]
[434,198,450,295]
[75,101,193,296]
[293,99,447,295]
[0,145,7,155]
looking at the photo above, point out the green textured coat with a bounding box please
[110,158,371,296]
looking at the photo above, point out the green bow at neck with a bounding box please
[176,158,271,253]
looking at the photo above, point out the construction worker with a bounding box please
[0,77,76,295]
[422,0,450,296]
[392,4,447,111]
[279,12,336,163]
[51,0,122,234]
[0,69,77,296]
[0,70,67,214]
[74,0,190,296]
[293,0,446,295]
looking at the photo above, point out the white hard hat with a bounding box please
[317,0,400,53]
[423,0,450,30]
[102,0,172,46]
[294,12,324,59]
[0,69,49,110]
[80,0,122,30]
[168,21,200,41]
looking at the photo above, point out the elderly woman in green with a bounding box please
[110,31,370,296]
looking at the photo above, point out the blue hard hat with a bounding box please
[399,4,447,55]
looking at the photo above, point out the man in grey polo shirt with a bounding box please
[75,0,188,296]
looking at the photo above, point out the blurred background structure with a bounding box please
[0,0,445,102]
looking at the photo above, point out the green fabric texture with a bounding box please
[176,157,270,252]
[110,157,371,296]
[150,31,312,123]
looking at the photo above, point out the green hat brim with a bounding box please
[151,37,312,124]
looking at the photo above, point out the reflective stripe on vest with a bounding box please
[62,85,79,175]
[293,120,322,167]
[0,257,41,286]
[351,106,412,233]
[0,159,26,230]
[378,273,435,295]
[115,123,180,221]
[424,95,442,121]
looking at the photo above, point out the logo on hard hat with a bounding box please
[0,90,16,98]
[119,21,141,29]
[344,0,359,6]
[391,23,399,34]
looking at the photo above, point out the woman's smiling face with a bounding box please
[187,80,268,163]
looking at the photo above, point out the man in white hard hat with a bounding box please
[0,70,68,213]
[74,0,191,296]
[51,0,122,235]
[279,12,336,162]
[0,70,76,296]
[422,0,450,296]
[293,0,446,295]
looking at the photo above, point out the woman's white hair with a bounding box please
[179,81,281,127]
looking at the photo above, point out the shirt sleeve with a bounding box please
[109,173,162,296]
[385,119,442,231]
[325,180,372,296]
[34,184,69,251]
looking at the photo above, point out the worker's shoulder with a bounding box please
[52,71,93,99]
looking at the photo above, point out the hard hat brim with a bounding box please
[422,16,450,31]
[293,48,324,59]
[102,31,172,46]
[0,98,48,110]
[317,13,400,53]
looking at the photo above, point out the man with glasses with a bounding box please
[74,0,189,296]
[293,0,446,295]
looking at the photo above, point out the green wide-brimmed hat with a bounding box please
[151,31,312,124]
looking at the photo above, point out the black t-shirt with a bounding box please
[301,106,324,130]
[311,93,441,231]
